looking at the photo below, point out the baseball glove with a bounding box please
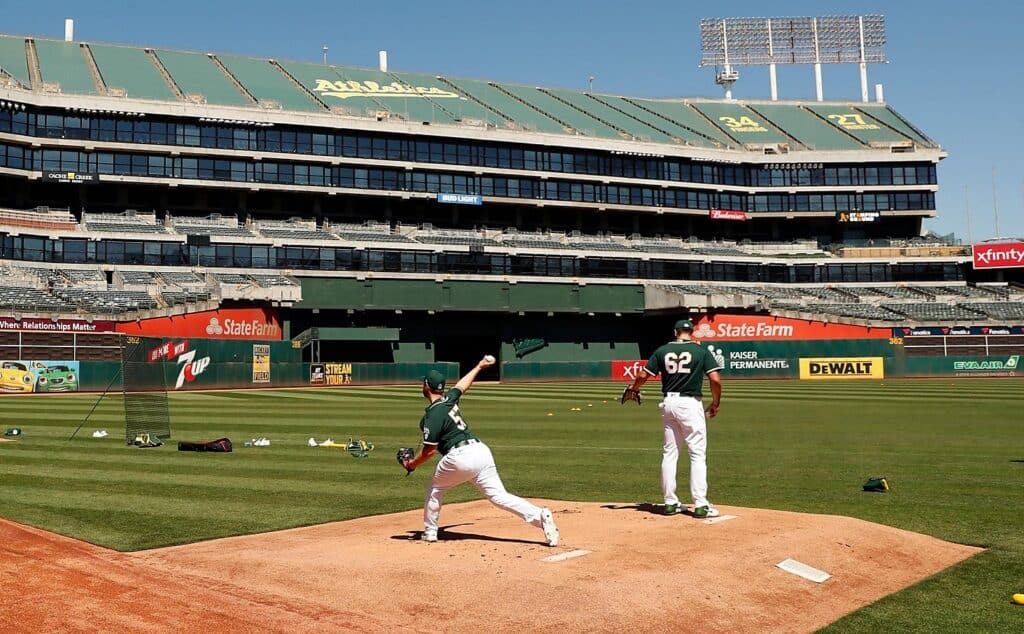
[620,386,642,406]
[396,447,415,474]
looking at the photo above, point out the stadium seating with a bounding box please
[89,43,177,101]
[159,271,205,286]
[83,211,165,234]
[960,303,1024,320]
[171,215,255,237]
[33,38,99,95]
[748,104,864,151]
[414,227,498,247]
[494,83,621,139]
[882,303,988,322]
[153,49,251,106]
[216,54,321,113]
[51,288,158,314]
[439,78,568,134]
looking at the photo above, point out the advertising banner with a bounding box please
[117,308,281,340]
[41,171,97,184]
[972,242,1024,270]
[0,360,80,393]
[252,345,270,384]
[437,193,483,205]
[611,360,652,381]
[709,209,748,221]
[310,363,326,385]
[0,317,115,333]
[694,314,890,341]
[323,362,353,385]
[799,357,884,380]
[895,326,1024,336]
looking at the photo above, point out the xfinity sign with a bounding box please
[972,242,1024,269]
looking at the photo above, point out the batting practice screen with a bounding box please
[121,335,172,444]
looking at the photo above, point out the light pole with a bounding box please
[322,45,328,65]
[588,76,595,94]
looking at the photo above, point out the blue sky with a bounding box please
[4,0,1021,241]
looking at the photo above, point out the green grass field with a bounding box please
[1,379,1022,631]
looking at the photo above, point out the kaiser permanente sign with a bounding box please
[972,242,1024,269]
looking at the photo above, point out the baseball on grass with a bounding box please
[483,355,496,364]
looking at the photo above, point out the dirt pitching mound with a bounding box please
[2,502,979,633]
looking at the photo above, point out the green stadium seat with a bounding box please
[0,36,30,87]
[592,96,722,148]
[748,104,865,151]
[440,77,568,134]
[690,102,791,146]
[217,55,323,112]
[89,44,176,101]
[154,49,251,107]
[33,38,99,95]
[804,105,914,147]
[626,99,736,148]
[493,83,622,139]
[325,66,457,124]
[540,88,677,144]
[388,70,506,125]
[856,104,935,147]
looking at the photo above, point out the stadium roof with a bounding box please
[0,33,939,154]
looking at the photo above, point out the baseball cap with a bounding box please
[674,319,694,331]
[423,369,446,391]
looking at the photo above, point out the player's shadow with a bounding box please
[601,503,664,516]
[601,503,705,518]
[1011,460,1024,463]
[390,523,542,545]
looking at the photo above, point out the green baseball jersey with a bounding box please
[643,339,723,396]
[419,387,478,454]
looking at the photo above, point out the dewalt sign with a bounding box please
[799,357,884,380]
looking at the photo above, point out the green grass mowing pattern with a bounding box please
[1,378,1022,631]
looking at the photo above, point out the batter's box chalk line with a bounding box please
[541,549,591,563]
[776,558,831,583]
[702,514,737,525]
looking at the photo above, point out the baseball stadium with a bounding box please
[1,14,1023,632]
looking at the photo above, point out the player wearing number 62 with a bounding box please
[399,357,560,546]
[624,319,724,518]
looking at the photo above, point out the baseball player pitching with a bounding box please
[397,355,560,546]
[621,319,724,518]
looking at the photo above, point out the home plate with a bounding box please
[542,549,591,563]
[776,558,831,583]
[702,514,737,525]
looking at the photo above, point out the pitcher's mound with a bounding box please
[3,502,979,633]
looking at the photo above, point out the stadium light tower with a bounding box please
[699,15,887,101]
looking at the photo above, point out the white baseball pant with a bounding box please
[424,441,544,534]
[659,394,710,508]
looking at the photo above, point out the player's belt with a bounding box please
[448,438,480,452]
[665,392,702,399]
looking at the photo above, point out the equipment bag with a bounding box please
[177,438,233,452]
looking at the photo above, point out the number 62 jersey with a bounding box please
[419,387,479,454]
[643,340,724,397]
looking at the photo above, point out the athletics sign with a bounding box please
[972,242,1024,269]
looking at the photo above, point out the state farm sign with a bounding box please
[972,242,1024,269]
[692,314,890,341]
[117,308,281,340]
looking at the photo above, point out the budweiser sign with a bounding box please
[972,242,1024,269]
[709,209,748,221]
